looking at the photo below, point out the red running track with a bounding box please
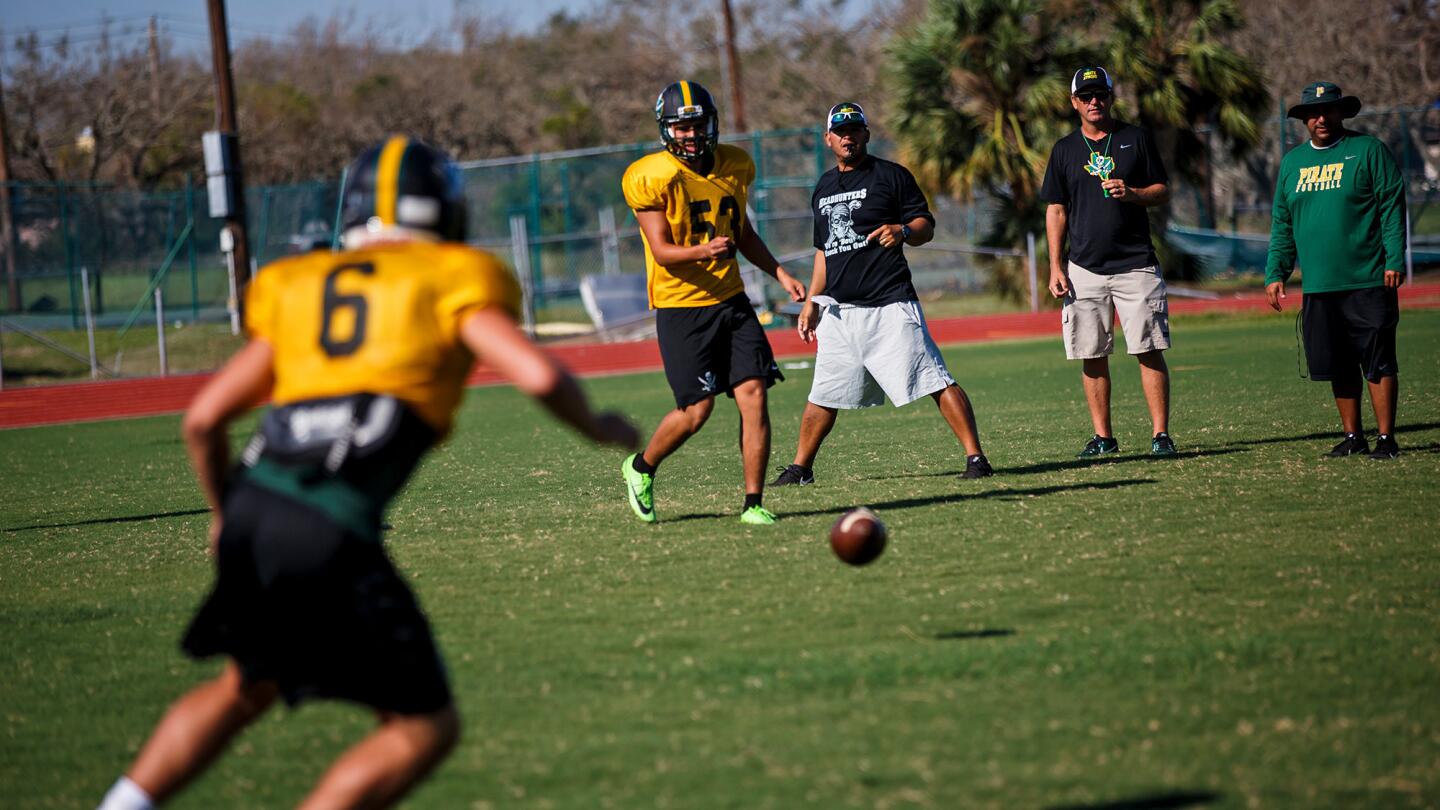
[4,284,1437,430]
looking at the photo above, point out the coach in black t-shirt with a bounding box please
[1041,66,1177,459]
[771,102,992,486]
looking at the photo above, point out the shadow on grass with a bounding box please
[667,478,1158,523]
[3,508,210,533]
[1045,791,1220,810]
[870,448,1247,480]
[1224,420,1440,448]
[934,628,1014,640]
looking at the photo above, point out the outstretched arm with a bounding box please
[737,218,805,301]
[460,307,638,449]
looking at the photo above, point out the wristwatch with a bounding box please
[899,225,912,243]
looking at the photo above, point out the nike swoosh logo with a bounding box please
[1345,155,1356,160]
[1120,144,1132,149]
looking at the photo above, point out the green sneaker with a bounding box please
[621,454,656,523]
[1077,435,1120,458]
[739,505,777,525]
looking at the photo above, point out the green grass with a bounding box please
[2,312,1438,808]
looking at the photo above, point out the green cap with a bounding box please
[1287,81,1361,120]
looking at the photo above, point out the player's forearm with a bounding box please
[903,217,935,246]
[533,371,610,442]
[182,423,230,514]
[737,221,781,276]
[806,251,828,300]
[1046,205,1068,272]
[649,241,708,268]
[1129,183,1170,207]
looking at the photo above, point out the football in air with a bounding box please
[830,507,887,566]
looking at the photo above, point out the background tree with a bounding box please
[888,0,1082,297]
[1099,0,1270,237]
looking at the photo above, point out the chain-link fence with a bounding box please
[1169,105,1440,274]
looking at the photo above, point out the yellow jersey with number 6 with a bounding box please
[244,241,520,434]
[622,143,753,309]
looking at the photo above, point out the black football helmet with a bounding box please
[655,81,720,161]
[340,135,467,244]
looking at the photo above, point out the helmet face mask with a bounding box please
[340,135,467,247]
[656,81,720,162]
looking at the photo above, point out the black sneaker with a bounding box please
[961,454,994,479]
[1325,433,1369,457]
[1150,432,1177,456]
[1077,435,1120,458]
[771,464,815,486]
[1368,434,1399,460]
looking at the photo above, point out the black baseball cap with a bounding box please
[1287,81,1361,120]
[1071,66,1113,95]
[826,102,868,131]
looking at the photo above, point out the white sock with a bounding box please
[97,776,156,810]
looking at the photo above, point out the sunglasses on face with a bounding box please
[1075,91,1111,103]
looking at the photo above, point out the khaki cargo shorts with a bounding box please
[1061,262,1171,360]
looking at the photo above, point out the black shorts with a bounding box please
[1301,286,1399,383]
[656,293,783,408]
[182,483,451,715]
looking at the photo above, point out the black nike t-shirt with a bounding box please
[1039,121,1168,273]
[811,155,933,306]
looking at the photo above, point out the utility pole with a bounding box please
[0,54,17,313]
[719,0,747,133]
[148,16,162,115]
[205,0,251,311]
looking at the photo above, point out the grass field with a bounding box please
[2,312,1438,809]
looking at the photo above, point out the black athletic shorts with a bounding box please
[655,292,783,408]
[182,482,451,715]
[1301,286,1399,383]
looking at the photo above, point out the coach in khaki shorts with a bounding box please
[1041,66,1177,458]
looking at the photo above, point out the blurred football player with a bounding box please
[96,136,637,810]
[619,81,806,526]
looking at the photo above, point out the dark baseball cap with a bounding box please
[826,102,868,131]
[1071,66,1113,95]
[1287,81,1361,120]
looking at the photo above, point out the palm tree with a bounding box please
[889,0,1084,250]
[1100,0,1271,232]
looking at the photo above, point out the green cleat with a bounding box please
[621,454,656,523]
[739,505,777,525]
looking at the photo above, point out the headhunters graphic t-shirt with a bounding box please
[1040,121,1168,273]
[811,156,933,307]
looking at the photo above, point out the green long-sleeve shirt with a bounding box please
[1264,132,1407,293]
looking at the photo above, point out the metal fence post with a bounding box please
[1405,206,1414,287]
[81,266,98,379]
[186,176,199,321]
[154,287,168,377]
[509,214,536,335]
[1026,232,1039,313]
[599,206,620,275]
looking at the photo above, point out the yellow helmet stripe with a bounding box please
[679,81,693,107]
[375,135,409,225]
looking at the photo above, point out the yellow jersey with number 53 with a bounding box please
[622,143,754,309]
[244,241,521,434]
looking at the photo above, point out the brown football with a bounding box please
[830,507,887,566]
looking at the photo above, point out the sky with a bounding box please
[0,0,598,54]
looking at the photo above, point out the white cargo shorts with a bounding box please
[1061,261,1171,360]
[809,299,955,409]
